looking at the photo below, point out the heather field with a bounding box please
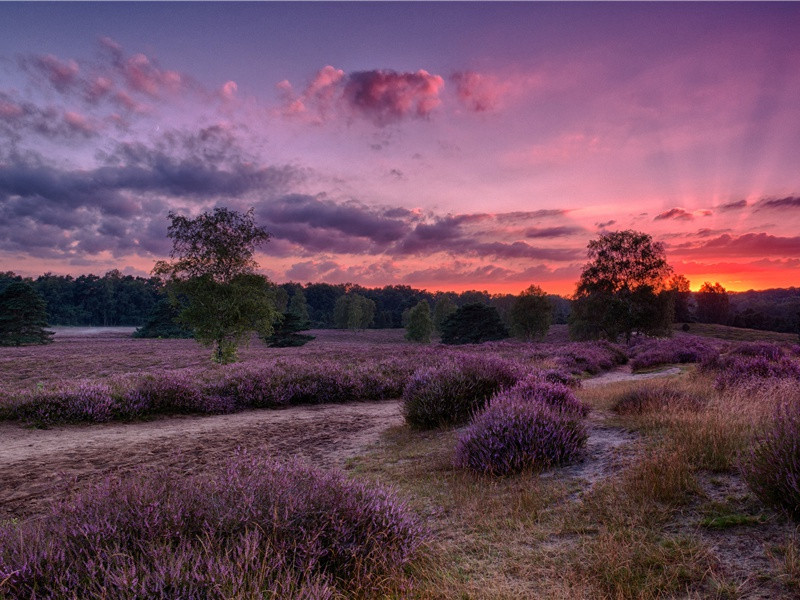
[2,328,800,598]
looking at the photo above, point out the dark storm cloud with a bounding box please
[525,226,583,238]
[755,196,800,211]
[717,199,747,211]
[673,233,800,258]
[654,207,694,221]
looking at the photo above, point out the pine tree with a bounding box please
[0,282,54,346]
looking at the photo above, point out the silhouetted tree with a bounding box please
[432,296,457,332]
[509,285,552,340]
[669,274,693,323]
[0,282,54,346]
[287,288,310,327]
[440,303,509,345]
[696,282,730,324]
[569,230,673,341]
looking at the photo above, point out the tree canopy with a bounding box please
[0,282,54,346]
[154,207,278,363]
[570,230,674,342]
[509,284,552,340]
[333,293,376,330]
[405,301,433,343]
[440,303,509,345]
[696,281,730,324]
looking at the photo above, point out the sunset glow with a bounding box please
[1,2,799,295]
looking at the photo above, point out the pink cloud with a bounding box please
[219,80,238,102]
[63,111,97,136]
[451,70,509,112]
[279,66,444,126]
[85,76,114,103]
[344,69,444,124]
[121,53,183,97]
[26,54,80,93]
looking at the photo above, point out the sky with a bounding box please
[1,2,799,296]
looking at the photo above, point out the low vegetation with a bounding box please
[0,454,427,599]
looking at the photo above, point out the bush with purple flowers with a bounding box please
[702,351,800,389]
[402,355,522,428]
[454,387,588,476]
[505,375,589,416]
[0,455,427,599]
[628,337,717,372]
[742,401,800,520]
[554,341,627,375]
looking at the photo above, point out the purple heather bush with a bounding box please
[729,341,785,361]
[504,375,589,416]
[402,355,523,428]
[454,390,588,476]
[628,337,717,372]
[742,401,800,520]
[554,341,627,375]
[0,455,427,599]
[702,350,800,390]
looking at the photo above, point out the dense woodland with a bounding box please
[0,270,798,334]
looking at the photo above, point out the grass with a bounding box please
[343,366,800,598]
[676,322,799,343]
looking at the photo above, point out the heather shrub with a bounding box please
[742,401,800,519]
[505,375,589,416]
[710,354,800,389]
[629,337,716,372]
[729,341,785,361]
[555,341,626,375]
[13,382,116,424]
[0,455,427,599]
[403,356,522,428]
[454,395,587,475]
[612,384,702,416]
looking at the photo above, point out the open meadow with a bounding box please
[2,327,800,598]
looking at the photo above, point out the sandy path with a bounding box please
[0,400,403,520]
[0,364,687,521]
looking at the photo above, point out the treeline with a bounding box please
[2,270,797,335]
[0,270,569,330]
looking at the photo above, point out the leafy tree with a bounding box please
[405,301,433,342]
[333,293,376,330]
[669,274,693,323]
[509,285,552,340]
[569,230,673,342]
[287,288,310,327]
[133,298,194,339]
[0,282,54,346]
[432,296,457,332]
[696,282,730,324]
[153,207,279,363]
[440,303,509,345]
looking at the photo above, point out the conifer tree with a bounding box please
[0,281,54,346]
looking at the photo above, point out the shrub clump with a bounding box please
[628,337,717,372]
[403,355,521,428]
[454,384,588,476]
[0,455,427,599]
[506,375,589,416]
[702,351,800,389]
[612,384,702,416]
[742,402,800,520]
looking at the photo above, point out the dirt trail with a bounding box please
[0,364,685,520]
[0,400,403,519]
[552,365,683,488]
